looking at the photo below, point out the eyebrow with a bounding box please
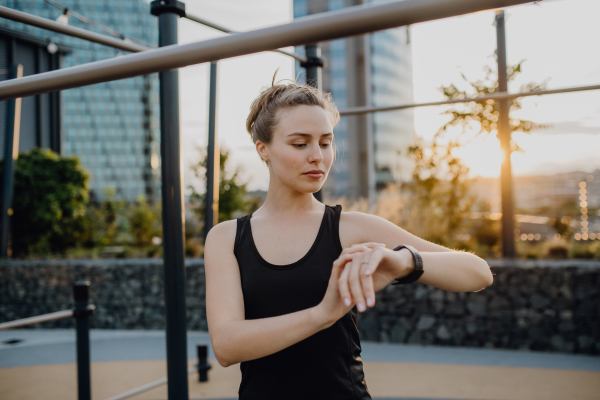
[287,132,333,138]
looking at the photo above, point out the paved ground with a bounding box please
[1,329,599,400]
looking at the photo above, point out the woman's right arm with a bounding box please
[205,220,354,367]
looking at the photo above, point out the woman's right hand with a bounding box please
[314,243,386,328]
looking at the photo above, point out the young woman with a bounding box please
[204,80,493,400]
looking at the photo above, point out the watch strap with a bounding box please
[391,244,424,285]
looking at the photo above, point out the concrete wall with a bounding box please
[1,259,598,354]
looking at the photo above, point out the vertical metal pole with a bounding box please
[363,34,375,210]
[150,2,189,399]
[204,62,219,240]
[74,281,91,400]
[305,44,322,90]
[495,10,516,258]
[196,344,212,382]
[303,44,324,202]
[1,64,23,258]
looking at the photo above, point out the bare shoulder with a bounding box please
[339,210,453,252]
[338,211,393,245]
[205,219,238,257]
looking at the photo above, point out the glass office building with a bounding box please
[0,0,161,203]
[294,0,415,200]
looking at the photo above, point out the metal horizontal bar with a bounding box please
[0,0,532,101]
[184,12,232,34]
[339,83,600,115]
[105,366,197,400]
[0,6,149,53]
[184,13,307,63]
[0,309,73,330]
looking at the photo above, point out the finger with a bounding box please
[360,254,381,308]
[341,245,370,256]
[349,253,367,312]
[331,253,354,281]
[363,248,385,276]
[337,259,353,307]
[341,242,385,255]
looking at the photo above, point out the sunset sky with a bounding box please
[174,0,600,192]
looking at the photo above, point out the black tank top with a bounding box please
[234,204,371,400]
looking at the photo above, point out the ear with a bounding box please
[256,141,269,164]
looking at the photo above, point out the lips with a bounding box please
[303,170,324,179]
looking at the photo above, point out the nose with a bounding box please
[308,142,323,164]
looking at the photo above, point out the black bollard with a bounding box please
[196,344,212,382]
[73,281,95,400]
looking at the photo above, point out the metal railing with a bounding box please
[183,12,307,63]
[0,0,532,101]
[0,6,149,52]
[338,83,600,116]
[0,281,95,400]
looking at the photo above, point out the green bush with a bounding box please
[188,147,262,237]
[570,242,596,259]
[0,148,89,256]
[547,244,569,259]
[128,195,162,246]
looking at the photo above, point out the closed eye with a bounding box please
[292,143,331,149]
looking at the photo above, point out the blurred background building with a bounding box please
[0,24,67,159]
[294,0,416,200]
[0,0,161,203]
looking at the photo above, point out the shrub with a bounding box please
[128,195,161,246]
[0,148,89,256]
[570,242,595,259]
[547,244,569,259]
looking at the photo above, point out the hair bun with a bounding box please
[246,73,339,147]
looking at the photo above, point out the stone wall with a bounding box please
[1,259,599,354]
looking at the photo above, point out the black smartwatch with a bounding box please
[391,244,424,285]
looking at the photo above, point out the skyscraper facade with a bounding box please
[0,0,161,203]
[294,0,415,201]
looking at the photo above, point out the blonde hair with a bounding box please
[246,76,340,145]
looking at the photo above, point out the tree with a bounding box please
[188,148,261,236]
[0,148,89,256]
[128,194,162,246]
[404,135,476,245]
[401,60,548,249]
[437,59,549,152]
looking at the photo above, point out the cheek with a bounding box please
[323,147,334,168]
[273,145,304,171]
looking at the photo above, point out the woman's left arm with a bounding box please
[340,212,493,293]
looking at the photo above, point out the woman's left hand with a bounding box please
[337,245,415,312]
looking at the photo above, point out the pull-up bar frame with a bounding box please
[0,0,532,101]
[338,83,600,116]
[184,12,307,63]
[0,5,149,52]
[0,1,537,399]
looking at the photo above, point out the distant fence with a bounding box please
[1,258,598,355]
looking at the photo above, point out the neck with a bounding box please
[258,180,321,216]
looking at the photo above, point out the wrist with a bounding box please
[391,244,424,285]
[393,248,415,280]
[310,304,335,330]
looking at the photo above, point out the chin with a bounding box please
[295,182,324,194]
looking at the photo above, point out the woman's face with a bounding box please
[258,105,334,194]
